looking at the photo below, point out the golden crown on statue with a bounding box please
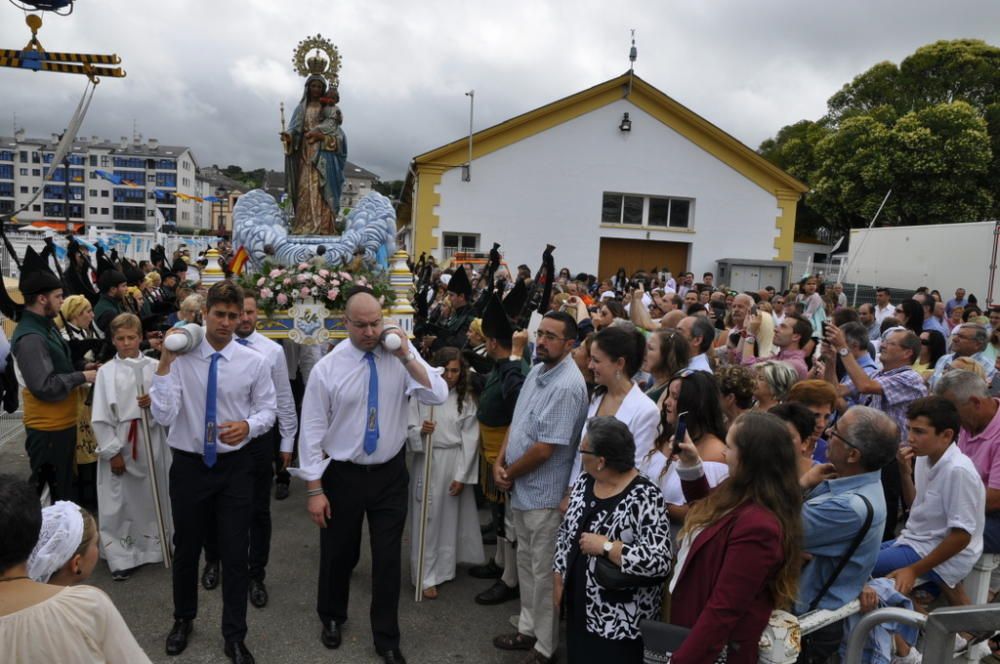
[293,34,341,88]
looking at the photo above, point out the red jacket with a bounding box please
[669,499,786,664]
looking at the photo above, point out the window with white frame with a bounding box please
[601,193,692,229]
[442,232,478,259]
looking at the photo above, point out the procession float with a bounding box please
[229,34,413,343]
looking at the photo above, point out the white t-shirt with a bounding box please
[639,451,729,506]
[895,443,985,587]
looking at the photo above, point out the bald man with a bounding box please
[294,289,448,664]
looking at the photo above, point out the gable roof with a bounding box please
[410,71,807,196]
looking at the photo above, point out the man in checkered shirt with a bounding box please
[828,326,928,538]
[491,310,588,664]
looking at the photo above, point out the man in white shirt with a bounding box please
[150,280,277,664]
[677,315,715,373]
[234,293,298,609]
[874,287,894,326]
[295,289,448,664]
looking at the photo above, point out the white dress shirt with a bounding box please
[149,335,277,454]
[293,340,448,481]
[687,353,713,373]
[238,331,298,453]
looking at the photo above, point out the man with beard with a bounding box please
[12,247,97,502]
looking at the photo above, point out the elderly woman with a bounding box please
[59,295,103,511]
[0,477,151,662]
[554,417,672,662]
[752,360,800,411]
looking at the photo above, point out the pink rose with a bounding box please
[331,279,340,287]
[339,271,351,280]
[298,263,309,270]
[256,277,266,287]
[327,287,339,301]
[318,269,330,278]
[260,287,273,299]
[297,274,309,283]
[299,286,310,299]
[283,278,292,286]
[312,274,325,286]
[276,293,288,306]
[269,269,282,278]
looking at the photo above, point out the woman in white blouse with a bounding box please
[0,476,151,664]
[638,370,729,530]
[565,325,660,498]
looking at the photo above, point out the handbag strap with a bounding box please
[808,493,873,612]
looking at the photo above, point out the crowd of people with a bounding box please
[1,239,999,664]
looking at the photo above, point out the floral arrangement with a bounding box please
[239,260,395,316]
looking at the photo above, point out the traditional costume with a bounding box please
[91,353,172,573]
[407,385,484,591]
[430,267,476,352]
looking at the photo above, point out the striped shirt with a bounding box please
[505,352,588,510]
[864,365,928,442]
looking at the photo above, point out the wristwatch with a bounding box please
[602,540,614,558]
[838,347,849,357]
[400,350,417,364]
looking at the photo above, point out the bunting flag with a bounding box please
[94,169,142,188]
[203,195,221,203]
[228,245,249,275]
[173,192,205,202]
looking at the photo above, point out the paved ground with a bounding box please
[1,434,549,664]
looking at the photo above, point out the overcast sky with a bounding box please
[2,0,998,180]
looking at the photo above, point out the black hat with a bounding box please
[447,266,472,297]
[481,293,514,344]
[502,279,527,319]
[123,261,144,286]
[96,248,114,276]
[151,245,166,265]
[67,238,82,259]
[19,246,63,296]
[171,258,188,274]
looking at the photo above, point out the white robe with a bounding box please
[407,389,485,590]
[91,355,173,572]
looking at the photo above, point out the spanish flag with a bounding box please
[228,246,249,275]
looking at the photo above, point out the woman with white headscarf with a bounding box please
[0,479,151,663]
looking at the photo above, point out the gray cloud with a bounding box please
[2,0,998,180]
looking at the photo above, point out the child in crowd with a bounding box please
[91,313,173,580]
[26,501,99,585]
[407,346,484,599]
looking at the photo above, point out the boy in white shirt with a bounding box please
[869,396,985,663]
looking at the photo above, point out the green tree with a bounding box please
[759,39,1000,237]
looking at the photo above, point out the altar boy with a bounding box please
[91,313,173,580]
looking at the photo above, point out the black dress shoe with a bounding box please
[224,639,255,664]
[378,648,407,664]
[475,580,519,605]
[468,559,504,579]
[165,619,192,656]
[320,620,342,649]
[248,578,268,608]
[275,483,290,500]
[201,560,220,590]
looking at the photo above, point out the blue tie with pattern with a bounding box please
[364,351,379,455]
[204,352,222,467]
[236,338,250,346]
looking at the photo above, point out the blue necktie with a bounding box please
[364,351,379,455]
[236,338,250,346]
[204,352,222,467]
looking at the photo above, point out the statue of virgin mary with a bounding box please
[281,74,347,235]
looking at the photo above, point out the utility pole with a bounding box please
[463,90,474,182]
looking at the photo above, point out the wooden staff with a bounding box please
[129,361,171,568]
[414,405,435,602]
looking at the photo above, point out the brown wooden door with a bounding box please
[598,238,690,280]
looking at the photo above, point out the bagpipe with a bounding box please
[516,243,555,329]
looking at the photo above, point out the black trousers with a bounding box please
[317,448,408,653]
[170,447,253,641]
[203,428,276,582]
[25,426,77,502]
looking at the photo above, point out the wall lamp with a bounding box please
[619,112,632,132]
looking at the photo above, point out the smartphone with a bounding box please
[672,411,689,455]
[821,321,829,338]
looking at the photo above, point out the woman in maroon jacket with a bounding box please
[668,412,803,663]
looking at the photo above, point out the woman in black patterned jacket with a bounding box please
[554,417,672,662]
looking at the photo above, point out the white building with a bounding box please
[403,73,807,281]
[0,131,197,233]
